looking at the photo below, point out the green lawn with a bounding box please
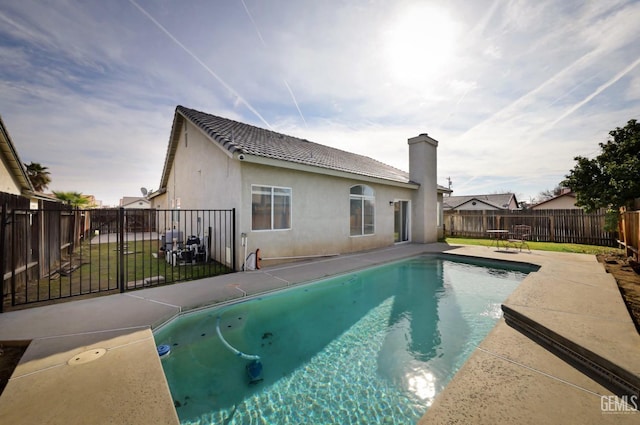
[11,239,231,305]
[444,237,623,256]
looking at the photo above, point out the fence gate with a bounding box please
[1,207,235,312]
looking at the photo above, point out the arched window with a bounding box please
[350,185,375,236]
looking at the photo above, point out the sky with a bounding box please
[1,0,639,206]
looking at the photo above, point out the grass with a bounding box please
[445,237,623,256]
[9,239,231,306]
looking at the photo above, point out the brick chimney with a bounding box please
[408,133,438,243]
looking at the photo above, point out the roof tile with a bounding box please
[177,106,411,184]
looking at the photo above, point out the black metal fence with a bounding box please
[1,206,235,312]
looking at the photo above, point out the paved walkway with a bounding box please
[0,243,638,424]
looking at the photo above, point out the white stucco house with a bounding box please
[531,190,579,210]
[443,193,520,211]
[0,115,33,197]
[0,116,59,209]
[152,106,449,269]
[120,196,151,209]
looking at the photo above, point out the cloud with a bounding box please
[483,45,502,59]
[0,0,638,205]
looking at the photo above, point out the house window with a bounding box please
[252,185,291,231]
[350,185,375,236]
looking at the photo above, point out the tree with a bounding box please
[562,119,640,229]
[24,162,51,192]
[53,191,90,209]
[537,185,566,202]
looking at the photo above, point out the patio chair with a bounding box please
[507,224,531,252]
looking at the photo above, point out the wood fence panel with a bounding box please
[619,210,640,259]
[1,194,30,301]
[444,208,616,246]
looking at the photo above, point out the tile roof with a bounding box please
[443,193,517,210]
[176,106,412,184]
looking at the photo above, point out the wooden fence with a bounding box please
[1,193,76,310]
[444,208,617,247]
[618,210,640,259]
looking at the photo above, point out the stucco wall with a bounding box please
[238,163,414,264]
[157,120,443,269]
[163,120,242,211]
[409,134,438,243]
[454,200,500,211]
[122,199,150,209]
[0,157,21,195]
[532,196,578,209]
[152,120,243,267]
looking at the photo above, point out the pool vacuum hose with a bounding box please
[215,316,263,383]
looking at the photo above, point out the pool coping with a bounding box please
[420,245,640,424]
[0,243,638,424]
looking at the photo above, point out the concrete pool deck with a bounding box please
[0,243,638,424]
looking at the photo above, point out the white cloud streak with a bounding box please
[283,79,307,127]
[126,0,272,129]
[543,55,640,132]
[0,0,638,205]
[238,0,308,127]
[239,0,267,48]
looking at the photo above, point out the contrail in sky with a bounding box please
[284,79,308,127]
[439,83,474,127]
[127,0,272,130]
[457,48,600,140]
[239,0,308,127]
[240,0,267,47]
[543,55,640,131]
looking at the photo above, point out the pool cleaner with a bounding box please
[215,316,263,384]
[246,359,263,384]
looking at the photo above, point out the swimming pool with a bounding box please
[154,255,536,424]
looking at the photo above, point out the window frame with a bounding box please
[349,184,375,236]
[251,184,292,231]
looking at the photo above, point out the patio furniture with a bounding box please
[487,229,509,250]
[507,225,531,252]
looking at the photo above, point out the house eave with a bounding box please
[0,116,34,192]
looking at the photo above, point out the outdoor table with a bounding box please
[487,229,509,250]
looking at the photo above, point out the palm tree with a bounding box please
[24,162,51,192]
[53,191,90,209]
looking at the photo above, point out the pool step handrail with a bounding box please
[216,316,261,361]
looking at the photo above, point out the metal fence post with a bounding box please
[231,208,236,272]
[119,207,125,293]
[0,203,7,313]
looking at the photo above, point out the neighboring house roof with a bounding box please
[161,106,419,189]
[0,115,34,194]
[437,184,452,194]
[36,192,62,202]
[120,196,150,207]
[443,193,518,210]
[531,191,577,209]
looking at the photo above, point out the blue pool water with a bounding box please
[154,255,536,424]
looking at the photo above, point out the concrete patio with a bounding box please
[0,243,638,424]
